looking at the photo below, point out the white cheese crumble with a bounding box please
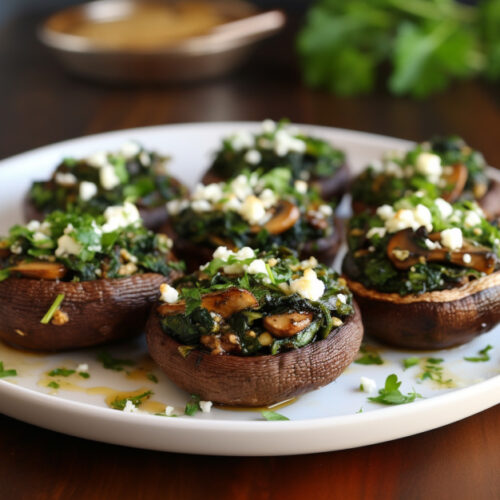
[27,220,40,232]
[244,149,262,165]
[318,204,333,217]
[102,202,141,233]
[464,210,482,228]
[199,401,213,413]
[366,227,387,239]
[415,153,443,182]
[120,141,141,158]
[123,400,138,413]
[435,198,453,219]
[55,172,77,186]
[424,238,441,250]
[245,258,268,275]
[55,234,82,257]
[261,119,276,134]
[76,363,88,372]
[463,253,472,264]
[159,283,179,304]
[240,195,267,225]
[289,268,325,301]
[384,204,432,233]
[360,376,377,393]
[79,181,98,201]
[294,180,308,194]
[166,199,189,216]
[100,164,121,190]
[86,151,108,168]
[230,130,254,151]
[165,405,175,416]
[440,227,463,251]
[376,204,395,221]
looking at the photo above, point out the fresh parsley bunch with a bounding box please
[297,0,500,98]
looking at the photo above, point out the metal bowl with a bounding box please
[39,0,286,83]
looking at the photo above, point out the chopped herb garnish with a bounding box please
[355,345,384,365]
[177,345,195,359]
[78,372,90,379]
[464,345,493,363]
[47,381,60,389]
[185,394,201,416]
[261,410,290,421]
[147,373,158,383]
[419,358,452,385]
[110,391,152,410]
[403,357,420,370]
[48,368,76,377]
[182,288,202,316]
[369,374,422,405]
[0,361,17,378]
[97,351,135,372]
[40,294,65,324]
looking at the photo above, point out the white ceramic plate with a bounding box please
[0,123,499,456]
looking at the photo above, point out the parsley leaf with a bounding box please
[403,357,420,370]
[111,391,152,410]
[147,373,158,383]
[0,361,17,378]
[47,381,60,389]
[48,368,76,377]
[261,410,290,421]
[464,345,493,363]
[182,288,202,316]
[78,372,90,379]
[185,394,201,416]
[97,351,135,372]
[355,345,384,365]
[369,374,422,405]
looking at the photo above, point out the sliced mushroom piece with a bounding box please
[263,200,300,235]
[441,163,468,202]
[9,261,67,280]
[387,229,497,274]
[263,311,314,338]
[158,287,259,319]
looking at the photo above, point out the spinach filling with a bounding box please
[159,248,353,356]
[210,120,345,180]
[344,196,500,296]
[28,145,186,215]
[351,136,490,208]
[0,207,182,282]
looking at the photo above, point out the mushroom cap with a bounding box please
[345,273,500,349]
[146,302,363,407]
[0,273,174,351]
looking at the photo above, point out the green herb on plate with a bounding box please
[369,374,422,405]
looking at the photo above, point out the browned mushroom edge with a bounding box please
[146,301,363,407]
[0,272,178,351]
[344,273,500,350]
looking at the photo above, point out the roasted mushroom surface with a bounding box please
[146,247,363,406]
[24,141,187,230]
[201,119,349,201]
[0,203,182,351]
[351,136,499,217]
[343,194,500,349]
[165,167,341,271]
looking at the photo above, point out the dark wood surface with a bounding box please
[0,14,499,500]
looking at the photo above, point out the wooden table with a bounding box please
[1,15,499,500]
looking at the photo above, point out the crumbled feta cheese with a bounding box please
[79,181,98,201]
[464,210,482,228]
[230,131,254,151]
[318,204,333,217]
[239,195,266,225]
[32,232,49,242]
[55,234,82,257]
[86,151,108,168]
[245,258,267,275]
[230,175,253,200]
[385,204,432,233]
[166,199,189,216]
[123,400,138,413]
[289,268,325,301]
[139,152,151,166]
[274,130,306,156]
[415,153,442,182]
[76,363,88,372]
[299,256,318,270]
[366,227,387,239]
[463,253,472,264]
[26,220,40,232]
[192,183,224,203]
[100,164,121,190]
[294,180,308,194]
[376,204,395,221]
[261,119,276,134]
[199,401,213,413]
[360,376,377,393]
[213,246,234,261]
[258,188,277,209]
[191,199,213,213]
[10,243,22,254]
[244,149,262,165]
[120,141,141,158]
[159,283,179,304]
[441,227,463,251]
[235,247,255,260]
[55,172,77,186]
[102,202,141,233]
[337,293,347,304]
[435,198,453,219]
[424,238,441,250]
[165,405,175,416]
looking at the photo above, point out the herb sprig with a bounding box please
[464,345,493,363]
[369,374,422,405]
